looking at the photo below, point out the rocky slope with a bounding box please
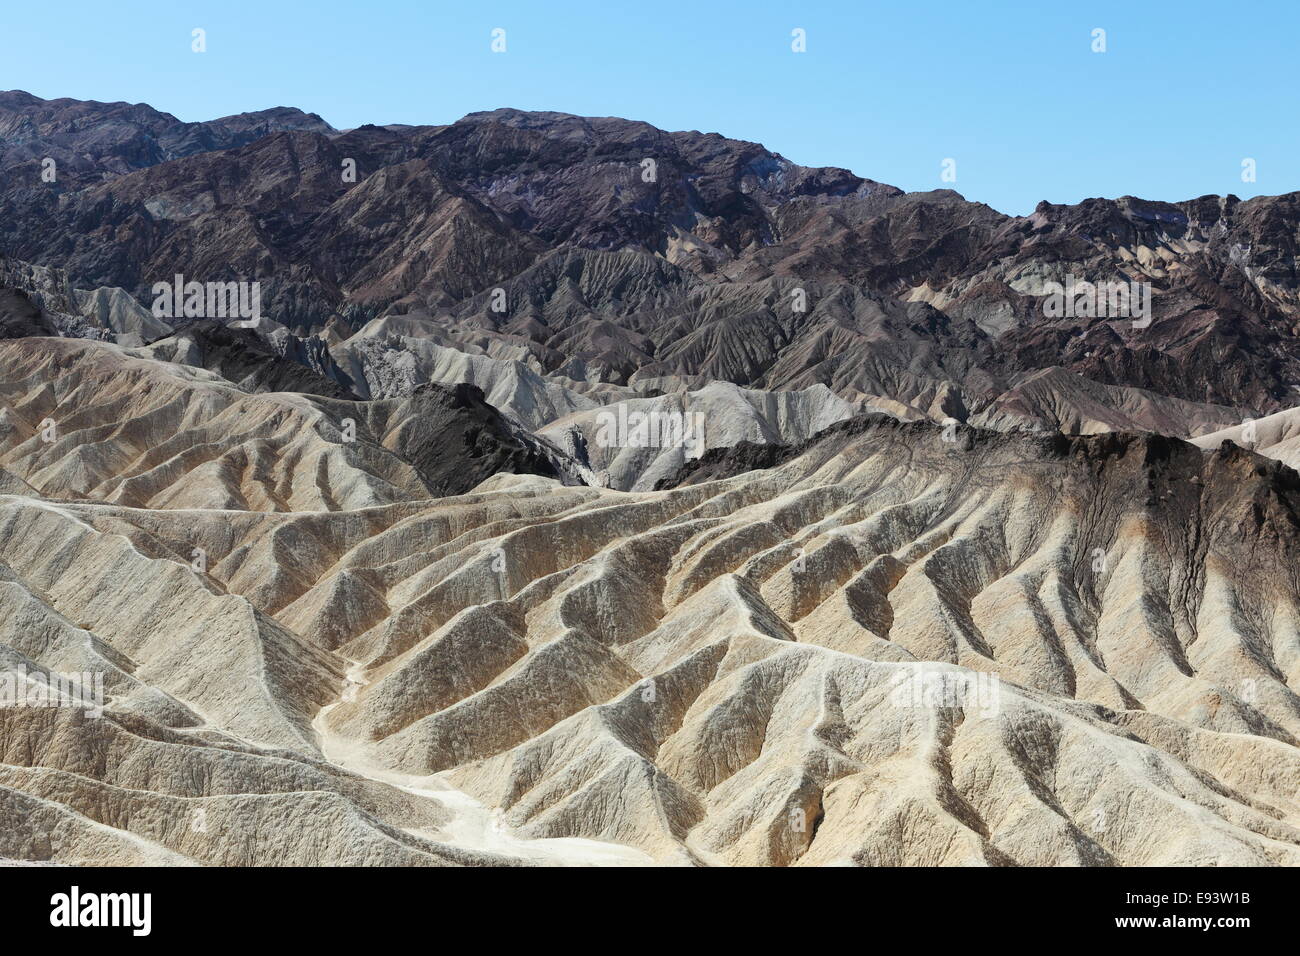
[0,339,1297,865]
[0,337,570,509]
[3,93,1300,868]
[142,320,361,400]
[2,92,1298,436]
[1193,406,1300,471]
[538,381,867,491]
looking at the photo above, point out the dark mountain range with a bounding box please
[2,91,1299,427]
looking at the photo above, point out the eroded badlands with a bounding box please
[1,338,1298,866]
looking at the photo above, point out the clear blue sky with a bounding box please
[6,0,1295,215]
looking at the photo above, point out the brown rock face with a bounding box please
[6,93,1300,429]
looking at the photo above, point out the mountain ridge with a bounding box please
[4,92,1298,434]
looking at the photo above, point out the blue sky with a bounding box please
[6,0,1296,215]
